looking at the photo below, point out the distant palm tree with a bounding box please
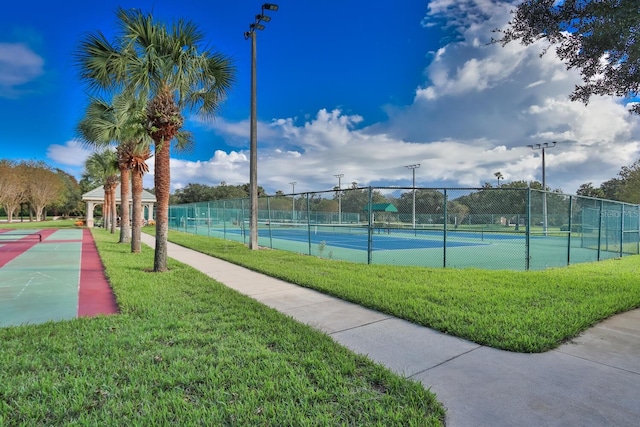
[78,93,151,244]
[76,7,235,271]
[494,171,504,187]
[124,144,152,253]
[84,150,119,232]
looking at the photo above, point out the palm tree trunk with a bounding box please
[103,186,110,230]
[153,139,170,272]
[131,170,143,253]
[119,167,131,243]
[110,184,118,234]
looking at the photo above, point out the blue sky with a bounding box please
[1,0,639,195]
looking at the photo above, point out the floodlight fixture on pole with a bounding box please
[289,181,296,223]
[334,174,344,224]
[244,3,278,249]
[527,142,556,236]
[405,164,421,229]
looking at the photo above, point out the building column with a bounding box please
[86,201,95,228]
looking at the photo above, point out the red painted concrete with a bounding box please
[0,229,58,268]
[78,229,119,317]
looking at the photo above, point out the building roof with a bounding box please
[82,185,156,203]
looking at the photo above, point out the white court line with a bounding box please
[14,277,34,299]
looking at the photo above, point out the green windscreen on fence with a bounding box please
[168,187,640,271]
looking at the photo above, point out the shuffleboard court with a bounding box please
[0,228,118,328]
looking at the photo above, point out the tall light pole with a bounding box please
[527,142,556,236]
[244,3,278,250]
[289,181,296,223]
[334,174,344,224]
[405,164,420,228]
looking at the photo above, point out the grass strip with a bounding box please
[0,230,444,426]
[157,229,640,353]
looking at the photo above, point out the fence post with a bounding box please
[367,187,373,264]
[637,205,640,255]
[619,204,624,258]
[207,202,211,237]
[567,196,573,266]
[267,196,273,249]
[597,199,603,261]
[443,189,448,268]
[195,203,199,233]
[306,193,312,256]
[241,199,247,243]
[525,188,531,271]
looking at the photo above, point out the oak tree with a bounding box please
[496,0,639,113]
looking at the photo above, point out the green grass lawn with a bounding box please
[0,230,444,426]
[158,229,640,353]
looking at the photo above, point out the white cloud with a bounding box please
[166,150,249,191]
[0,42,44,97]
[168,0,640,196]
[189,115,282,146]
[46,140,93,167]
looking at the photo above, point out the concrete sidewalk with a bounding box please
[141,234,640,426]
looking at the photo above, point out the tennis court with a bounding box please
[169,187,640,271]
[175,219,619,270]
[221,223,494,251]
[0,228,118,328]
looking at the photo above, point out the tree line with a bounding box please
[576,160,640,203]
[0,160,83,222]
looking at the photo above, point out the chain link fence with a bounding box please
[168,187,640,271]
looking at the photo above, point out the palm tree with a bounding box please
[125,145,152,253]
[495,171,504,187]
[78,93,152,246]
[76,7,235,272]
[84,150,119,232]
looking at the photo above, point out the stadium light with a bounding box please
[289,181,296,222]
[244,3,279,249]
[405,164,421,228]
[527,142,556,236]
[334,174,344,224]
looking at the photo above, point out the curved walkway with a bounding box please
[141,234,640,426]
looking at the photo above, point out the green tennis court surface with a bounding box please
[0,229,117,328]
[175,220,618,270]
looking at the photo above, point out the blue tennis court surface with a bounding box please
[220,227,494,251]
